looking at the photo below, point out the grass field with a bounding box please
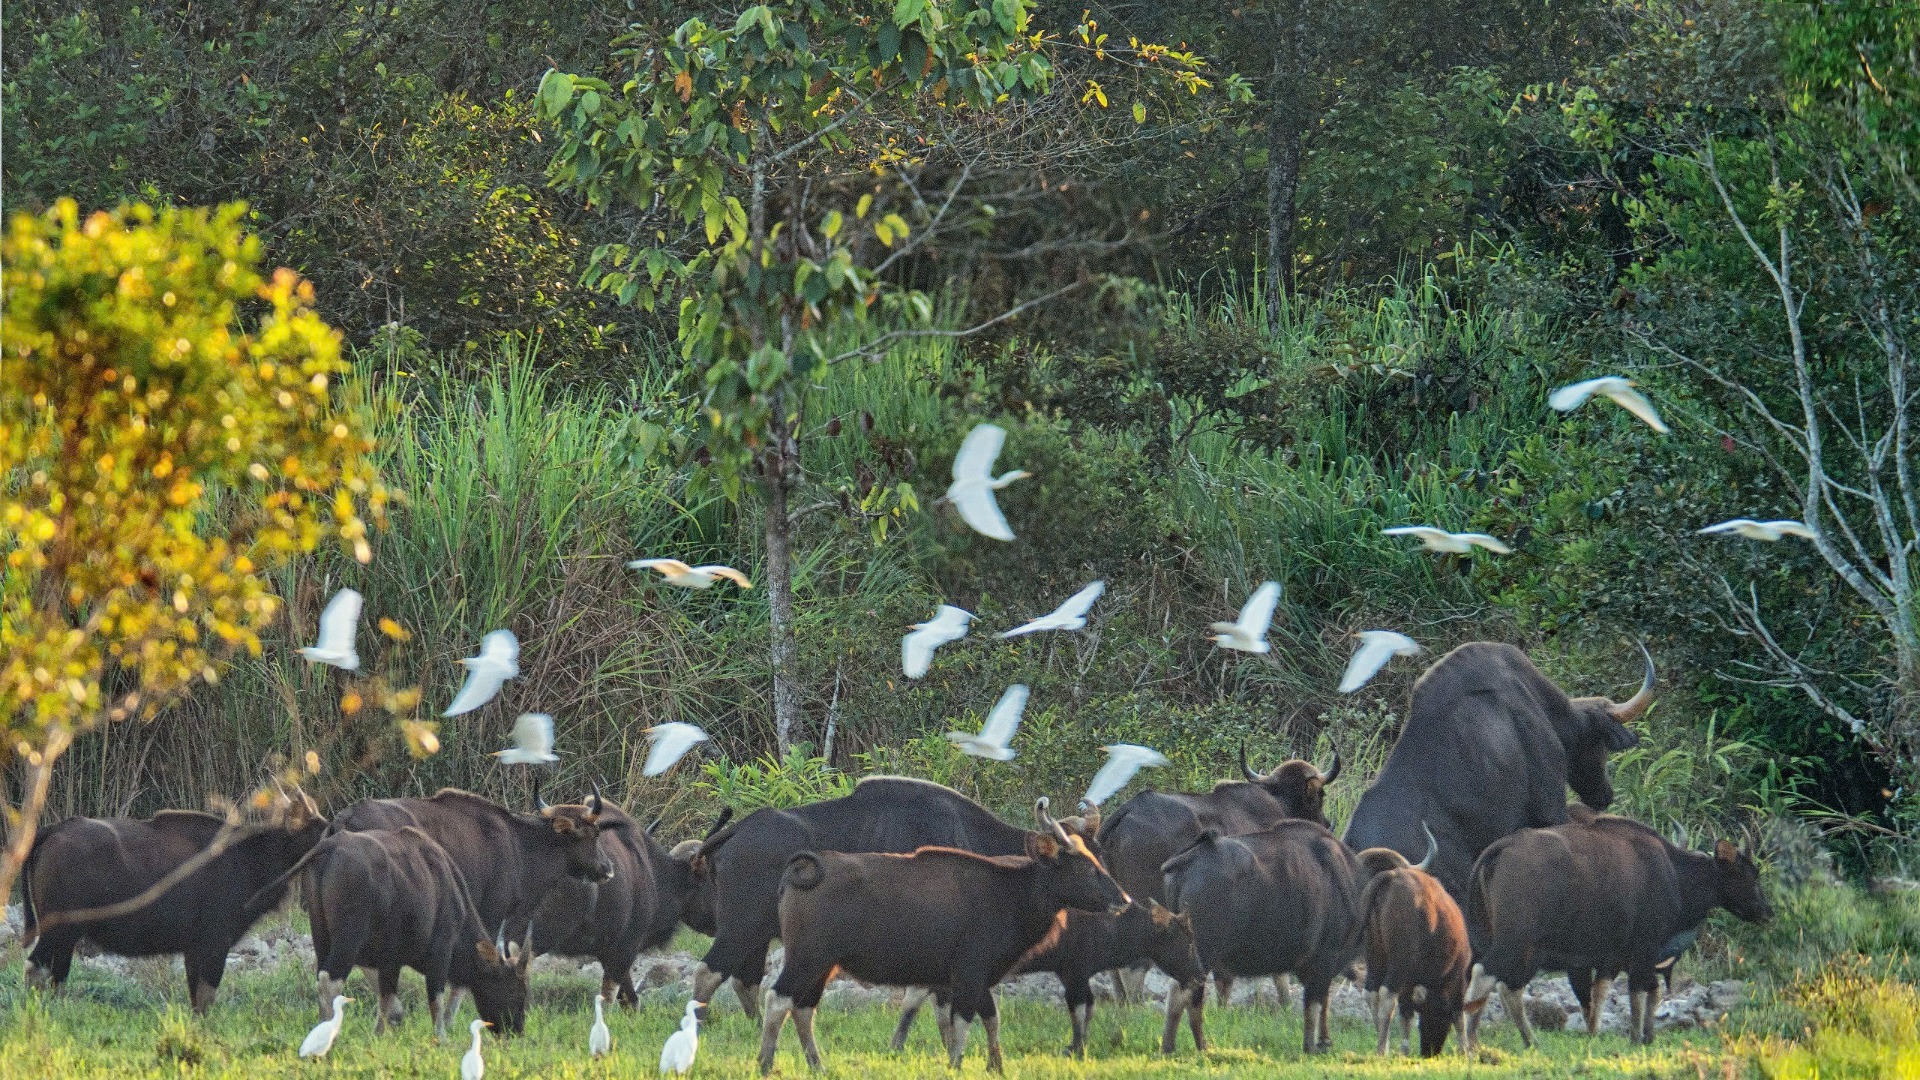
[0,952,1766,1080]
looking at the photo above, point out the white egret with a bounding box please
[1084,744,1170,806]
[1338,630,1424,693]
[946,423,1031,541]
[1208,580,1281,654]
[461,1019,491,1080]
[297,588,363,671]
[644,722,710,777]
[999,581,1105,638]
[589,993,612,1058]
[1697,518,1816,542]
[1548,375,1670,434]
[660,999,700,1075]
[494,713,557,765]
[902,605,974,678]
[1381,526,1513,555]
[627,559,753,590]
[443,629,520,717]
[299,994,353,1059]
[946,684,1029,761]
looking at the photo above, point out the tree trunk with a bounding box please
[0,728,71,922]
[1264,14,1306,309]
[762,445,802,756]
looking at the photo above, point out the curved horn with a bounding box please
[1415,821,1438,872]
[1239,742,1262,782]
[495,922,507,953]
[536,796,552,813]
[1033,796,1056,831]
[587,783,604,817]
[1609,641,1657,723]
[1319,746,1342,786]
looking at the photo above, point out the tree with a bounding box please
[538,1,1217,752]
[0,200,391,906]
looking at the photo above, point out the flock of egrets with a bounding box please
[284,371,1810,1070]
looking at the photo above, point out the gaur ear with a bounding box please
[599,817,633,833]
[1600,719,1641,751]
[1149,901,1174,927]
[1026,833,1061,860]
[550,815,577,834]
[476,941,503,964]
[1714,839,1739,864]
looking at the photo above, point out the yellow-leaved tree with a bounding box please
[0,200,390,904]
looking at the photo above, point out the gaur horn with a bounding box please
[1610,642,1657,722]
[1318,746,1342,786]
[587,782,604,817]
[1415,821,1438,872]
[1239,742,1263,782]
[495,922,508,954]
[536,796,552,813]
[1033,797,1056,830]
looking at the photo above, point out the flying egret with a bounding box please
[299,995,353,1059]
[999,581,1106,639]
[644,722,710,777]
[461,1019,491,1080]
[297,588,363,671]
[627,558,754,590]
[1338,630,1425,693]
[589,993,612,1058]
[902,605,974,678]
[946,684,1029,761]
[660,999,700,1075]
[1548,375,1670,434]
[1084,744,1171,806]
[1209,580,1281,654]
[1696,518,1816,542]
[494,713,557,765]
[444,629,520,717]
[1381,526,1513,555]
[946,423,1031,541]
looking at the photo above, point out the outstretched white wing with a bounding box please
[1001,580,1105,638]
[1697,519,1759,537]
[691,565,753,588]
[1763,520,1815,540]
[443,628,521,716]
[628,558,693,576]
[1339,630,1422,693]
[977,684,1029,749]
[299,587,364,670]
[950,423,1007,487]
[1550,375,1669,434]
[1457,533,1513,555]
[1083,743,1171,807]
[1548,376,1614,413]
[1382,525,1451,550]
[644,722,710,776]
[502,712,556,762]
[949,483,1014,542]
[903,605,972,678]
[1236,581,1281,637]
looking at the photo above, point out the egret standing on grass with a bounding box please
[627,559,754,590]
[902,604,974,678]
[660,999,700,1075]
[947,684,1029,761]
[1338,630,1425,693]
[299,994,353,1059]
[462,1019,491,1080]
[1548,375,1670,434]
[644,722,710,777]
[589,993,612,1058]
[1084,743,1172,806]
[945,422,1032,541]
[1697,518,1816,542]
[444,629,520,717]
[1381,526,1513,555]
[1209,580,1281,654]
[1000,581,1106,638]
[298,588,363,671]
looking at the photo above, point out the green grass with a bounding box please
[0,955,1748,1079]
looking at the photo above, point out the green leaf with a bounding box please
[1133,100,1147,123]
[893,0,926,26]
[874,218,895,246]
[537,70,575,116]
[855,194,874,219]
[822,209,844,240]
[992,0,1025,33]
[880,213,910,242]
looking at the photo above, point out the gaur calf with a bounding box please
[759,805,1127,1074]
[1361,857,1472,1056]
[1466,811,1771,1047]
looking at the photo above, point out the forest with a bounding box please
[2,1,1917,1077]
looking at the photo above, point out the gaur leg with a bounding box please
[1399,992,1417,1054]
[375,968,404,1034]
[1372,986,1396,1055]
[1213,972,1235,1005]
[1499,983,1536,1049]
[1629,966,1659,1045]
[184,948,227,1014]
[1418,995,1457,1058]
[980,997,1005,1075]
[1113,964,1149,1005]
[1584,973,1612,1038]
[942,1001,973,1070]
[1186,978,1209,1053]
[891,986,934,1051]
[1275,973,1293,1009]
[757,992,794,1075]
[24,929,79,994]
[1162,978,1208,1053]
[1062,976,1093,1058]
[316,971,344,1020]
[792,1003,823,1071]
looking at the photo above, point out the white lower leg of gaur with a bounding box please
[891,986,932,1051]
[756,992,794,1076]
[984,1010,1005,1074]
[1642,982,1662,1044]
[1399,993,1416,1054]
[1585,975,1611,1037]
[793,1004,822,1070]
[944,1005,971,1069]
[1373,987,1397,1055]
[1500,983,1536,1049]
[1629,989,1651,1046]
[316,973,339,1020]
[1464,964,1496,1048]
[1068,1002,1090,1056]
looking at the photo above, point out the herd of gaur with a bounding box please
[18,639,1772,1070]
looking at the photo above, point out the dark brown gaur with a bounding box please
[759,800,1128,1075]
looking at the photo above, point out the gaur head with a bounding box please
[1236,743,1341,827]
[669,837,718,937]
[534,793,627,883]
[1138,899,1203,985]
[470,926,533,1035]
[1563,644,1655,810]
[1710,839,1773,924]
[1039,797,1107,860]
[1032,799,1129,916]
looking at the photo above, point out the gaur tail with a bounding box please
[781,852,826,892]
[1463,845,1499,933]
[241,843,327,922]
[19,828,51,949]
[696,818,741,862]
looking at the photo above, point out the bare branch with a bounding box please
[820,280,1089,366]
